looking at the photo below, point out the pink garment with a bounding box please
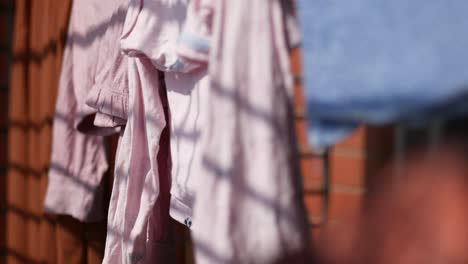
[119,0,206,226]
[103,56,175,264]
[164,0,216,227]
[177,0,214,63]
[85,2,129,129]
[165,70,209,226]
[44,0,128,222]
[191,0,310,263]
[120,0,191,72]
[103,1,184,262]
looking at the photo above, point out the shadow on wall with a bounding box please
[0,0,15,263]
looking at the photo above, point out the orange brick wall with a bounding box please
[0,0,13,261]
[291,47,394,238]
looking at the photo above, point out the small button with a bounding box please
[184,217,192,228]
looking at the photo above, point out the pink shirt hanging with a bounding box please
[44,0,128,222]
[190,0,310,263]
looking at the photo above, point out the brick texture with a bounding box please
[0,52,7,87]
[0,0,13,262]
[291,45,394,242]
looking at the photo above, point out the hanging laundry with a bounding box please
[84,1,129,129]
[165,0,214,226]
[112,0,209,235]
[190,0,310,263]
[44,0,128,222]
[298,0,468,148]
[177,0,214,63]
[165,70,209,225]
[120,0,196,72]
[103,57,175,263]
[103,0,195,262]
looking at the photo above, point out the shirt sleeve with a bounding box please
[177,0,214,63]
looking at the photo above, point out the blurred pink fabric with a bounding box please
[177,0,214,63]
[191,0,310,263]
[44,0,128,222]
